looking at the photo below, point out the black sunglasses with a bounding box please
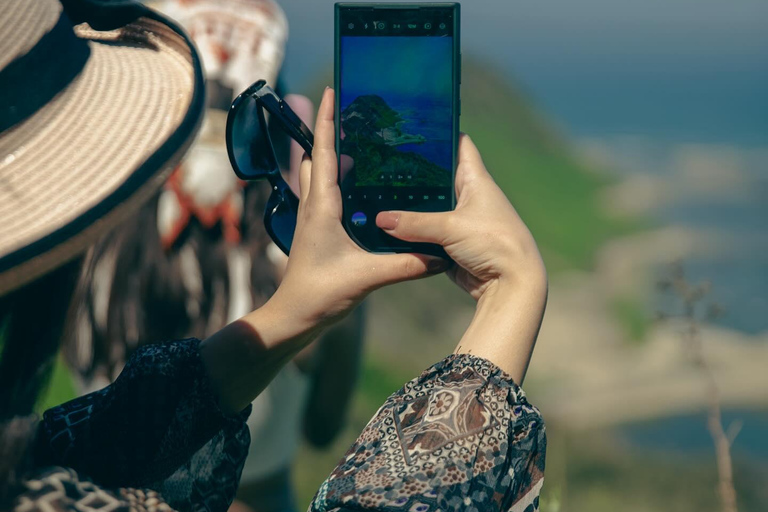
[226,80,314,255]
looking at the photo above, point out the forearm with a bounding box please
[455,276,548,385]
[199,291,325,415]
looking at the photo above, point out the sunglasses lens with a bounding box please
[266,189,298,255]
[230,95,273,178]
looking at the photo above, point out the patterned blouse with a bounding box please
[7,339,546,512]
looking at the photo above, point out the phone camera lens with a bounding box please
[348,23,354,29]
[439,22,446,29]
[377,22,385,29]
[424,22,432,29]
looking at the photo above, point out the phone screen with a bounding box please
[336,4,459,253]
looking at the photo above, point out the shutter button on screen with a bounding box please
[351,212,367,227]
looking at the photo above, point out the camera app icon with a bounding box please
[351,212,367,227]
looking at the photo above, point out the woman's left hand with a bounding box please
[201,88,446,414]
[269,87,447,330]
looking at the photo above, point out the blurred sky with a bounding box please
[277,0,768,145]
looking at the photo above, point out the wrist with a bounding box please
[243,289,324,351]
[483,258,547,307]
[492,233,548,297]
[456,270,547,384]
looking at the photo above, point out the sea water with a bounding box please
[385,96,453,173]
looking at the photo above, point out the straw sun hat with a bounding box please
[0,0,205,296]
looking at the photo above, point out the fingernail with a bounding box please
[427,258,450,274]
[376,211,399,230]
[325,86,331,91]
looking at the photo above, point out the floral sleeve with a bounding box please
[33,338,251,512]
[309,354,546,512]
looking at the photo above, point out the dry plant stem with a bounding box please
[675,270,738,512]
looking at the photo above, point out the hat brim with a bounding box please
[0,9,205,296]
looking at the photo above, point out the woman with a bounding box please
[0,1,547,511]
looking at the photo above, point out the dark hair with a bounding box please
[0,256,83,419]
[62,177,280,385]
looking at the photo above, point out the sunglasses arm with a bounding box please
[273,98,314,157]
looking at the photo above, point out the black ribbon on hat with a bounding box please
[0,0,147,135]
[61,0,146,31]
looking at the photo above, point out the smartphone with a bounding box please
[335,3,460,255]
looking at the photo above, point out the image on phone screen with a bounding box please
[336,4,459,254]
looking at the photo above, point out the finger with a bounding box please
[299,153,311,202]
[284,94,315,197]
[455,133,492,196]
[375,210,451,245]
[310,87,338,195]
[364,253,450,289]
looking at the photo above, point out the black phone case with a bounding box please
[334,3,460,257]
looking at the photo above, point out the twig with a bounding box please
[726,420,743,446]
[658,262,739,512]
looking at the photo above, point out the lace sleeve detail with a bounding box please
[309,353,547,512]
[34,338,251,511]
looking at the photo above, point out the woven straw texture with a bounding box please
[0,0,197,294]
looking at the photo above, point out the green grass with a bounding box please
[35,354,78,413]
[610,294,652,343]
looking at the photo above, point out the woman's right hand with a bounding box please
[375,134,548,383]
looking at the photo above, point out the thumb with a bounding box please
[365,253,450,290]
[375,210,451,245]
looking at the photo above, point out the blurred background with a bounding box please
[41,0,768,511]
